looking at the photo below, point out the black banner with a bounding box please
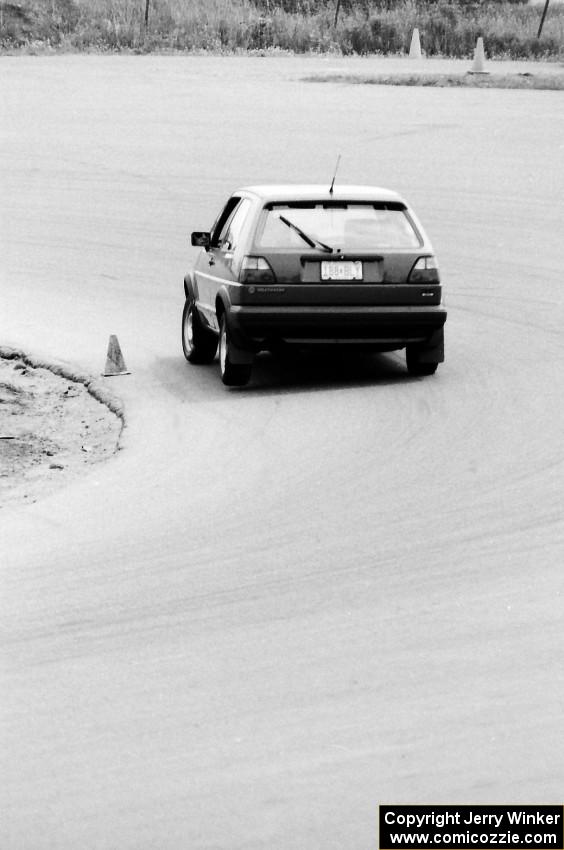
[379,805,564,850]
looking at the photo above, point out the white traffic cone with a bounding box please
[469,37,488,74]
[102,335,130,376]
[409,28,422,59]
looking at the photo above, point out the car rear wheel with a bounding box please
[406,344,439,377]
[182,300,217,364]
[219,314,252,387]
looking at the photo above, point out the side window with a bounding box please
[216,198,251,252]
[210,197,240,247]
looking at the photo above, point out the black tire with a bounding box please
[182,300,217,364]
[406,345,439,377]
[219,314,252,387]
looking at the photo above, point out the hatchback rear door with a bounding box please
[249,201,439,306]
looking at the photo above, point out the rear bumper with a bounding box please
[228,304,447,349]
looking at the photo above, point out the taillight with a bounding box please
[408,256,440,284]
[240,256,276,285]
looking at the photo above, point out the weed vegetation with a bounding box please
[305,70,564,88]
[1,0,563,59]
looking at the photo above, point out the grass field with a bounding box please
[304,69,564,89]
[1,0,563,59]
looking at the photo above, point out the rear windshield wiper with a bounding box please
[279,215,333,253]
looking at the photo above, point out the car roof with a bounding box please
[236,184,406,204]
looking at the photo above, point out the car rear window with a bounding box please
[255,202,421,251]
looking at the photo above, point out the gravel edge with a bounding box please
[0,345,126,437]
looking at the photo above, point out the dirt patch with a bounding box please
[0,351,123,507]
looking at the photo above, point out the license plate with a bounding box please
[321,260,363,281]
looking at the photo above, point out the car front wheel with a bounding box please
[219,314,252,387]
[182,300,218,364]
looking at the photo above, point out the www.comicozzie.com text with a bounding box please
[386,830,557,845]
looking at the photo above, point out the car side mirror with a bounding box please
[191,231,211,249]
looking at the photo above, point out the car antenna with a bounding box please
[329,154,341,196]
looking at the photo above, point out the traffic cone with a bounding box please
[409,28,422,59]
[102,334,130,376]
[469,37,488,74]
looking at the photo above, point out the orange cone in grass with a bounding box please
[409,28,422,59]
[103,335,130,376]
[470,37,488,74]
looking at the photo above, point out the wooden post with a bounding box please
[537,0,550,37]
[334,0,341,27]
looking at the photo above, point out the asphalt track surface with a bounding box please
[2,55,564,849]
